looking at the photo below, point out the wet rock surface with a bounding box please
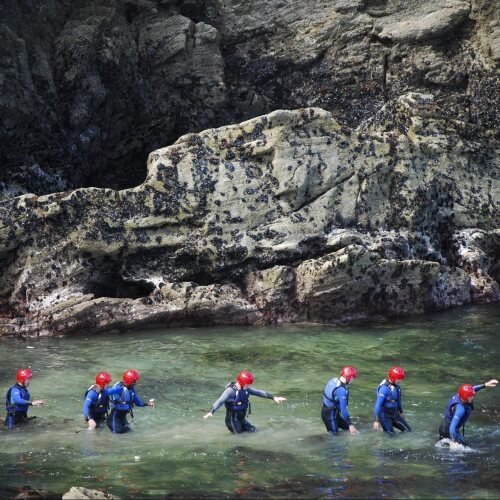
[0,0,498,195]
[0,94,498,336]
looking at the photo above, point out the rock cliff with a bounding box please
[0,0,498,335]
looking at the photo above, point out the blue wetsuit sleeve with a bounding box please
[82,390,97,418]
[103,386,122,397]
[132,391,146,407]
[449,404,466,444]
[211,387,235,413]
[374,386,387,421]
[473,384,485,393]
[10,387,31,405]
[336,386,351,425]
[248,387,274,399]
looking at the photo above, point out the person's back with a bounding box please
[82,372,113,430]
[107,369,154,434]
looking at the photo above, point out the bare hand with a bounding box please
[148,399,156,408]
[203,412,213,419]
[273,397,287,404]
[87,419,96,430]
[485,379,498,388]
[32,400,44,407]
[349,424,359,435]
[373,421,382,432]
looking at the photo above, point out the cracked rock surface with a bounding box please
[1,94,498,336]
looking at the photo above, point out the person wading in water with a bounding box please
[204,371,286,433]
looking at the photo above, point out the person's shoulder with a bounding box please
[377,382,389,392]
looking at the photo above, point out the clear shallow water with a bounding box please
[0,304,499,499]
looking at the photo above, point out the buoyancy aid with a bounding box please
[84,384,109,415]
[323,378,348,408]
[110,382,135,415]
[377,379,400,409]
[5,384,30,414]
[444,394,473,427]
[224,382,250,412]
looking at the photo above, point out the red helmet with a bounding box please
[388,366,405,383]
[237,371,254,386]
[123,369,140,386]
[458,384,475,401]
[340,366,358,383]
[17,368,33,384]
[95,372,112,388]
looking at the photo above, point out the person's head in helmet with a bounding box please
[17,368,33,387]
[458,384,475,403]
[236,370,254,389]
[123,369,140,387]
[95,372,112,389]
[340,366,358,384]
[388,366,405,384]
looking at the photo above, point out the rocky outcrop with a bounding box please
[62,487,119,500]
[0,94,498,336]
[1,0,498,197]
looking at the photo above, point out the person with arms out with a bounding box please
[439,379,498,446]
[107,369,155,434]
[321,365,359,435]
[203,370,286,433]
[373,366,412,433]
[83,371,114,430]
[5,368,44,429]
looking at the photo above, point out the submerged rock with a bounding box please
[0,94,498,336]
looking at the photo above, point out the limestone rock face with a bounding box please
[0,94,498,336]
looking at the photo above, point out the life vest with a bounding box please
[444,394,473,425]
[224,382,250,412]
[84,385,109,415]
[323,378,348,409]
[5,384,30,414]
[377,379,400,409]
[110,382,135,414]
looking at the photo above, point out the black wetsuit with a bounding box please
[210,383,274,434]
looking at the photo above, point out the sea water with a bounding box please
[0,303,499,498]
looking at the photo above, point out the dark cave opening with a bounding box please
[86,272,156,300]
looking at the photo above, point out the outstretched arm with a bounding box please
[204,387,235,418]
[11,388,44,407]
[248,387,286,404]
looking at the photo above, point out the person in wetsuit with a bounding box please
[82,371,113,429]
[321,365,359,435]
[373,366,412,433]
[4,368,44,428]
[439,379,498,446]
[107,369,155,434]
[203,370,286,433]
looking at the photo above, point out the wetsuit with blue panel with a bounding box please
[82,385,113,428]
[321,377,351,433]
[439,384,485,445]
[107,382,146,434]
[210,383,274,433]
[5,384,32,428]
[374,379,411,433]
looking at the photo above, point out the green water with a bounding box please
[1,304,499,499]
